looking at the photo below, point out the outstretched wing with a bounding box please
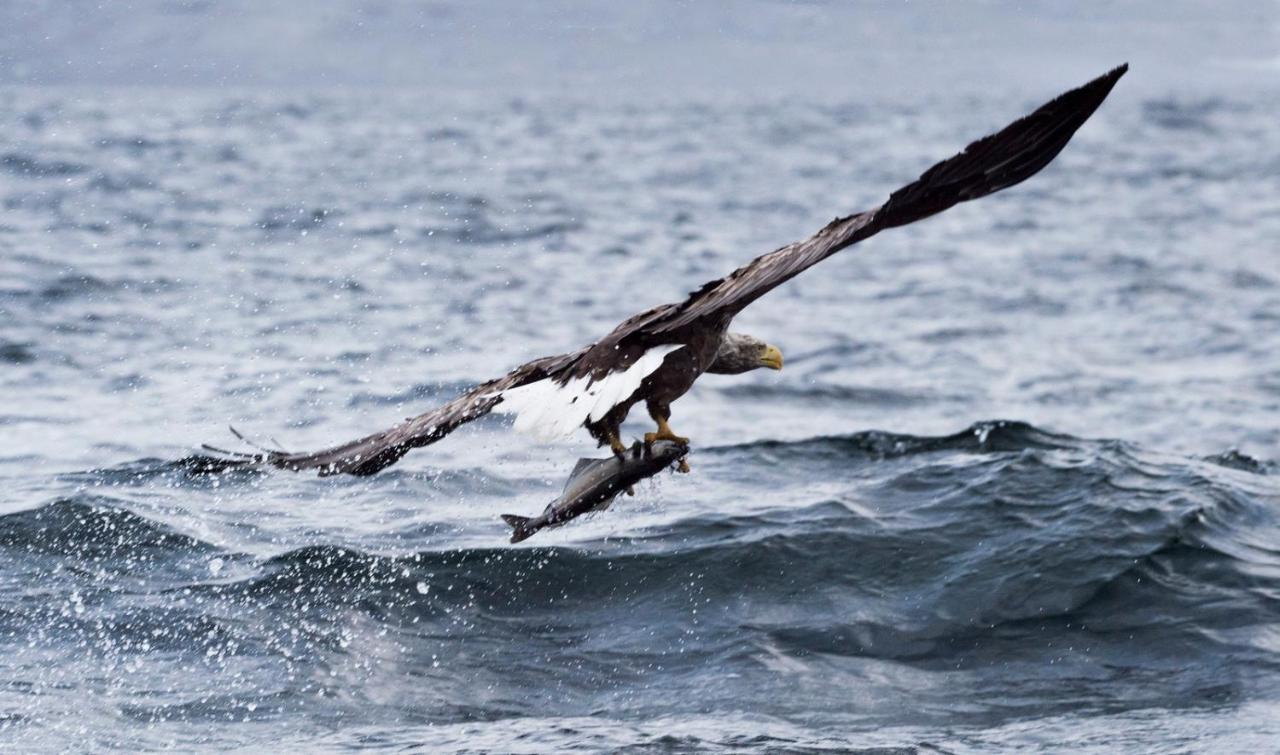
[203,350,582,476]
[202,66,1126,477]
[643,64,1128,335]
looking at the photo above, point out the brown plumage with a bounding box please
[203,65,1127,476]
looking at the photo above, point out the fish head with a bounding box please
[635,439,689,469]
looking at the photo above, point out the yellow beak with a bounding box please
[760,344,784,371]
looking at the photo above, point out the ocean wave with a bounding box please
[256,205,340,233]
[0,496,215,559]
[4,421,1278,748]
[59,455,268,487]
[1203,449,1273,475]
[0,151,89,178]
[345,378,477,408]
[145,421,1273,669]
[708,419,1086,460]
[28,420,1279,677]
[0,340,36,364]
[714,381,938,407]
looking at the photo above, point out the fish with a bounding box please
[501,440,689,543]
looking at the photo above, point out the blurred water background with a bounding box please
[1,1,1279,751]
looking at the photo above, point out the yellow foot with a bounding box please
[644,415,689,446]
[676,458,690,474]
[643,429,690,445]
[608,433,628,457]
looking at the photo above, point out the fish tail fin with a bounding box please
[501,514,537,543]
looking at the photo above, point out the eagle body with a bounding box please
[581,315,731,449]
[204,65,1128,477]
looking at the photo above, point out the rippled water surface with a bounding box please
[2,86,1279,751]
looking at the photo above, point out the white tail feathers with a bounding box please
[494,344,683,441]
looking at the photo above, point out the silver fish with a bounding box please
[501,440,689,543]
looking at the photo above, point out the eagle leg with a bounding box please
[643,406,690,446]
[605,429,628,458]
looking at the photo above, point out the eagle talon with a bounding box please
[676,458,690,474]
[643,430,690,446]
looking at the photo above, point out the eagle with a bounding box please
[206,65,1127,477]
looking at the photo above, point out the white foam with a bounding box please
[494,344,684,441]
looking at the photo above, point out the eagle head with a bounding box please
[706,332,783,375]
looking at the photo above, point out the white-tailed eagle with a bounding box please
[206,65,1127,476]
